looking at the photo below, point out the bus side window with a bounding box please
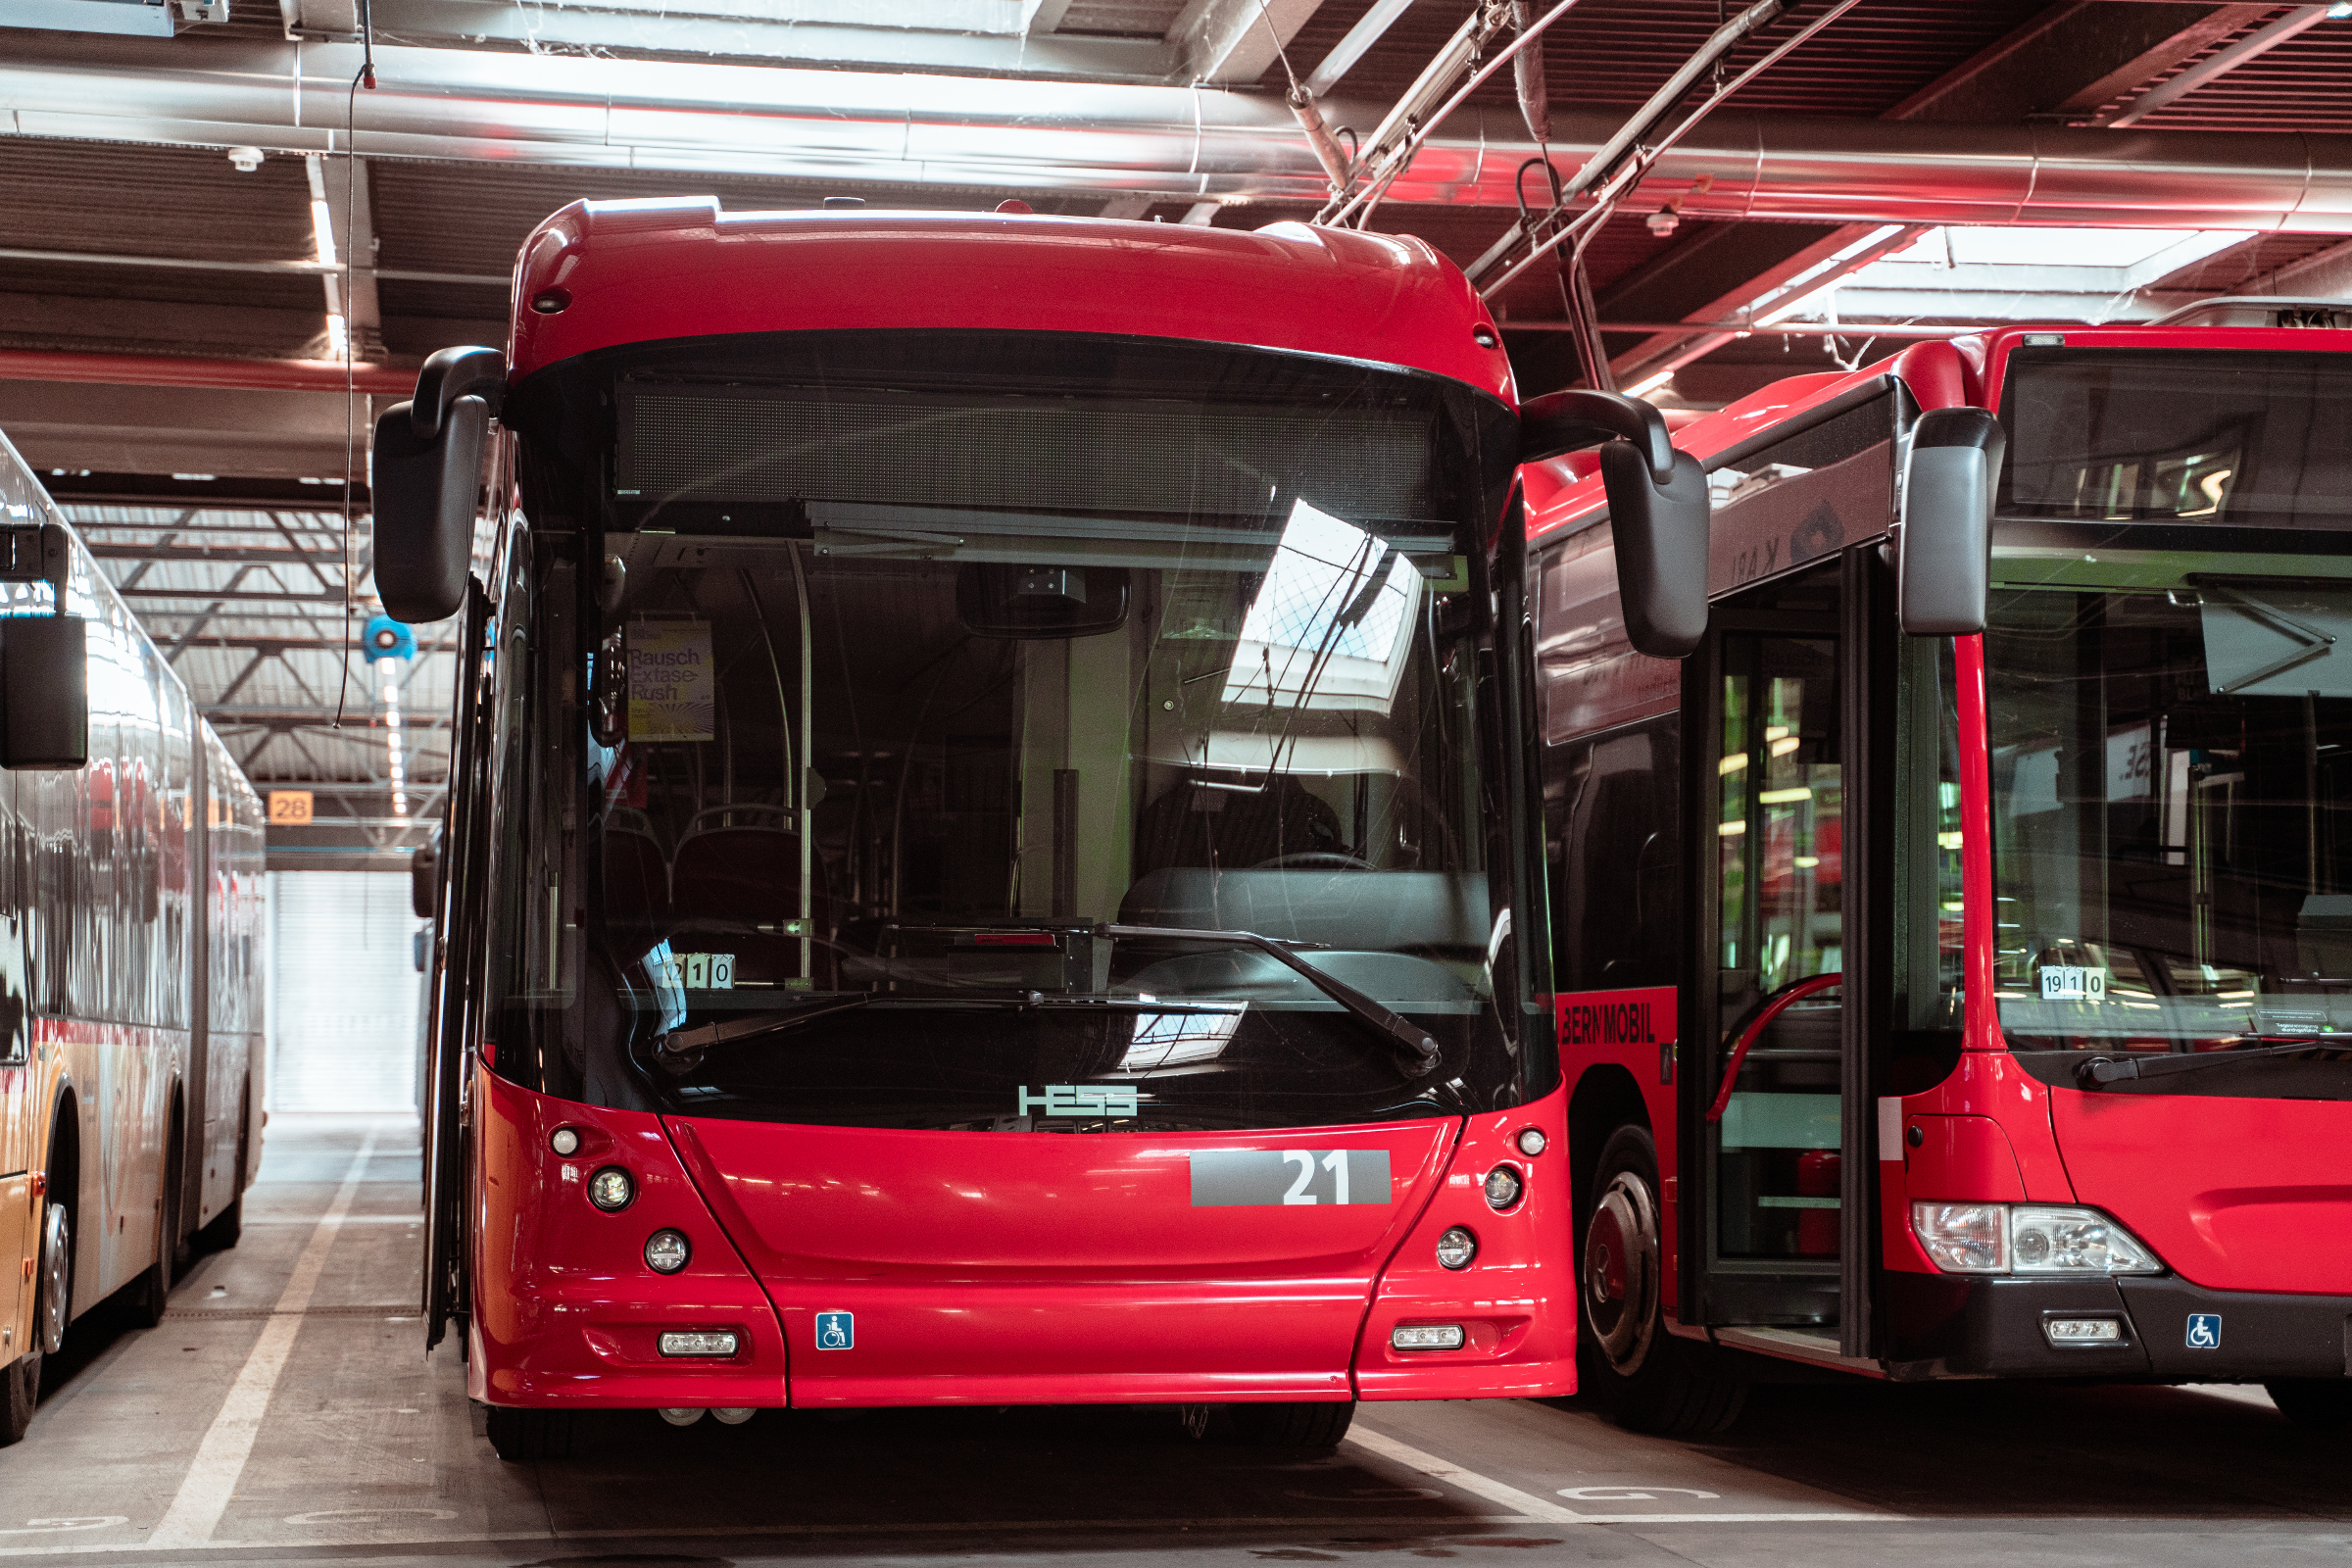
[1535,524,1683,993]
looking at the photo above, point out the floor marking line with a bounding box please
[0,1517,1557,1557]
[1346,1427,1903,1527]
[1345,1428,1588,1524]
[1569,1512,1909,1524]
[142,1128,382,1552]
[0,1505,1941,1560]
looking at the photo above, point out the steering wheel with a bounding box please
[1250,852,1378,871]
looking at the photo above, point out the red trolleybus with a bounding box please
[1533,300,2352,1434]
[377,199,1696,1460]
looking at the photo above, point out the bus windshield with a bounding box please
[487,330,1539,1131]
[1987,561,2352,1076]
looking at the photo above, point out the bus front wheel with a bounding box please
[484,1405,574,1462]
[0,1348,36,1446]
[2267,1380,2352,1432]
[1579,1126,1744,1438]
[1226,1400,1354,1450]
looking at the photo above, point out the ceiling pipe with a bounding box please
[7,36,2352,229]
[0,350,416,395]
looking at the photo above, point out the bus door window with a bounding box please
[1887,638,1967,1095]
[1712,583,1844,1265]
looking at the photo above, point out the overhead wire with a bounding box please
[333,0,377,732]
[1474,0,1863,301]
[1321,0,1591,229]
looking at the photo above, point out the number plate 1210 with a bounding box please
[1189,1149,1392,1206]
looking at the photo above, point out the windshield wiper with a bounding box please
[2077,1037,2352,1086]
[1103,923,1443,1078]
[654,995,872,1068]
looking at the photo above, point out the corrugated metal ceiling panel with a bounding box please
[2134,25,2352,133]
[1267,0,2051,119]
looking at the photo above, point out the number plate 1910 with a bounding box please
[1190,1149,1392,1206]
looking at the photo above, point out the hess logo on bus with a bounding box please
[1016,1084,1138,1118]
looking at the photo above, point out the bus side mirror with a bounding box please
[0,523,85,770]
[1897,406,2005,637]
[0,614,87,770]
[1599,443,1709,659]
[1520,389,1709,659]
[372,345,506,624]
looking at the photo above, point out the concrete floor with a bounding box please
[0,1112,2342,1568]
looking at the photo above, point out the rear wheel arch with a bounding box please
[43,1090,79,1229]
[1567,1064,1650,1214]
[40,1090,80,1345]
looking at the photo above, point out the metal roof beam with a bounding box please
[2102,6,2336,128]
[359,0,1175,79]
[1590,0,2296,389]
[2052,4,2279,121]
[207,708,452,729]
[1168,0,1325,84]
[89,543,348,564]
[1302,0,1412,96]
[127,585,348,603]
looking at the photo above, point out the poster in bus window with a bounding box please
[628,620,714,742]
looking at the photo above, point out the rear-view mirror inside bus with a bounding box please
[1896,405,2004,637]
[956,562,1131,639]
[1520,388,1708,659]
[0,613,87,770]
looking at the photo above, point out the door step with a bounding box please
[1713,1325,1884,1377]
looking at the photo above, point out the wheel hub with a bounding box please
[38,1203,70,1356]
[1583,1170,1659,1374]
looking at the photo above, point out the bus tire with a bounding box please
[0,1351,38,1446]
[1227,1400,1354,1450]
[35,1199,70,1357]
[198,1083,250,1252]
[1579,1125,1745,1438]
[2266,1380,2352,1432]
[128,1109,183,1330]
[484,1406,574,1462]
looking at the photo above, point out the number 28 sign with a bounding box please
[268,791,314,825]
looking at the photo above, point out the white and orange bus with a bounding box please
[0,428,268,1445]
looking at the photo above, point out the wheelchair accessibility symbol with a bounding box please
[815,1310,855,1350]
[2185,1313,2222,1349]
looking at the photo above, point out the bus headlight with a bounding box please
[1482,1165,1524,1210]
[645,1229,691,1273]
[1435,1226,1477,1269]
[2009,1206,2160,1275]
[1912,1202,2160,1275]
[587,1166,635,1211]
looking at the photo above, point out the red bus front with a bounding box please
[1532,318,2352,1431]
[419,203,1577,1455]
[1901,328,2352,1400]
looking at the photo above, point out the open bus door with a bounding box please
[1675,390,1997,1373]
[423,582,494,1351]
[1680,548,1884,1366]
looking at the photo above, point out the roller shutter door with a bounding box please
[266,871,422,1112]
